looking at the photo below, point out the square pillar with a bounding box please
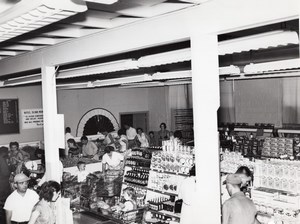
[41,66,61,182]
[190,34,221,224]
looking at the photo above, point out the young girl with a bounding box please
[122,187,137,212]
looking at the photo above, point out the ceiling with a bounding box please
[0,0,298,88]
[0,0,199,61]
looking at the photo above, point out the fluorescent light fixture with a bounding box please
[120,79,192,88]
[93,74,152,87]
[0,0,87,42]
[223,70,300,80]
[4,73,41,86]
[219,65,240,75]
[57,59,139,79]
[83,0,118,4]
[219,30,299,55]
[244,58,300,74]
[138,48,191,68]
[56,81,94,90]
[152,70,192,80]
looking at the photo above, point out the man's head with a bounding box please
[14,173,30,193]
[81,135,88,145]
[225,174,242,196]
[124,124,130,130]
[9,141,19,151]
[77,161,86,171]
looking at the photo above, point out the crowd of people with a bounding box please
[0,122,183,223]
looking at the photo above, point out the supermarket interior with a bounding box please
[0,0,299,224]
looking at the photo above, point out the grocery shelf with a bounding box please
[151,168,189,177]
[149,209,181,219]
[122,182,148,189]
[125,165,151,170]
[234,128,273,133]
[146,188,178,196]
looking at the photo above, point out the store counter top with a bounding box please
[73,211,120,224]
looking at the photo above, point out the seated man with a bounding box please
[81,135,98,160]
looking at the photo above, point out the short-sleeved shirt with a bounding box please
[76,170,90,182]
[102,152,124,168]
[4,189,39,222]
[222,192,257,224]
[82,141,98,156]
[126,127,137,140]
[32,199,56,224]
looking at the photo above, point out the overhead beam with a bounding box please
[2,45,37,51]
[0,0,298,76]
[18,37,70,45]
[0,51,20,56]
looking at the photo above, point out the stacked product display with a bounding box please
[220,146,300,224]
[144,139,194,224]
[262,137,294,158]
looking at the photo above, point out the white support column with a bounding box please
[41,65,61,182]
[190,34,221,224]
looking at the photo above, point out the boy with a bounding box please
[76,161,90,182]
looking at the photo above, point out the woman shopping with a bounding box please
[102,146,124,172]
[28,180,61,224]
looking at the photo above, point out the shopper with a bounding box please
[157,123,170,146]
[235,166,253,196]
[65,127,74,155]
[121,187,137,212]
[178,165,197,224]
[136,128,150,147]
[0,147,11,205]
[148,131,157,147]
[4,173,39,224]
[124,124,137,149]
[102,146,124,172]
[116,129,128,154]
[28,181,61,224]
[67,138,80,157]
[222,174,260,224]
[102,131,116,149]
[81,135,98,159]
[76,161,90,182]
[8,142,25,172]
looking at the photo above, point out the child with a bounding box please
[122,187,137,212]
[76,161,89,182]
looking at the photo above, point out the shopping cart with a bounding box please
[112,208,145,224]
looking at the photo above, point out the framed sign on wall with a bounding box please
[0,99,19,135]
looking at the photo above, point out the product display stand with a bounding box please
[144,139,194,224]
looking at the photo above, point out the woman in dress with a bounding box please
[28,180,61,224]
[136,128,150,148]
[157,123,170,146]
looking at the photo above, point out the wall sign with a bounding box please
[21,108,43,129]
[0,99,19,134]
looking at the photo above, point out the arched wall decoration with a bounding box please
[76,108,119,137]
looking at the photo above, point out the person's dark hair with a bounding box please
[39,181,61,202]
[67,138,76,145]
[137,128,143,133]
[189,164,196,176]
[235,166,252,177]
[149,131,154,135]
[160,123,167,129]
[118,129,126,136]
[81,136,88,141]
[77,161,86,167]
[174,130,183,139]
[65,127,71,133]
[95,138,102,143]
[9,141,19,149]
[0,146,9,158]
[104,146,115,154]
